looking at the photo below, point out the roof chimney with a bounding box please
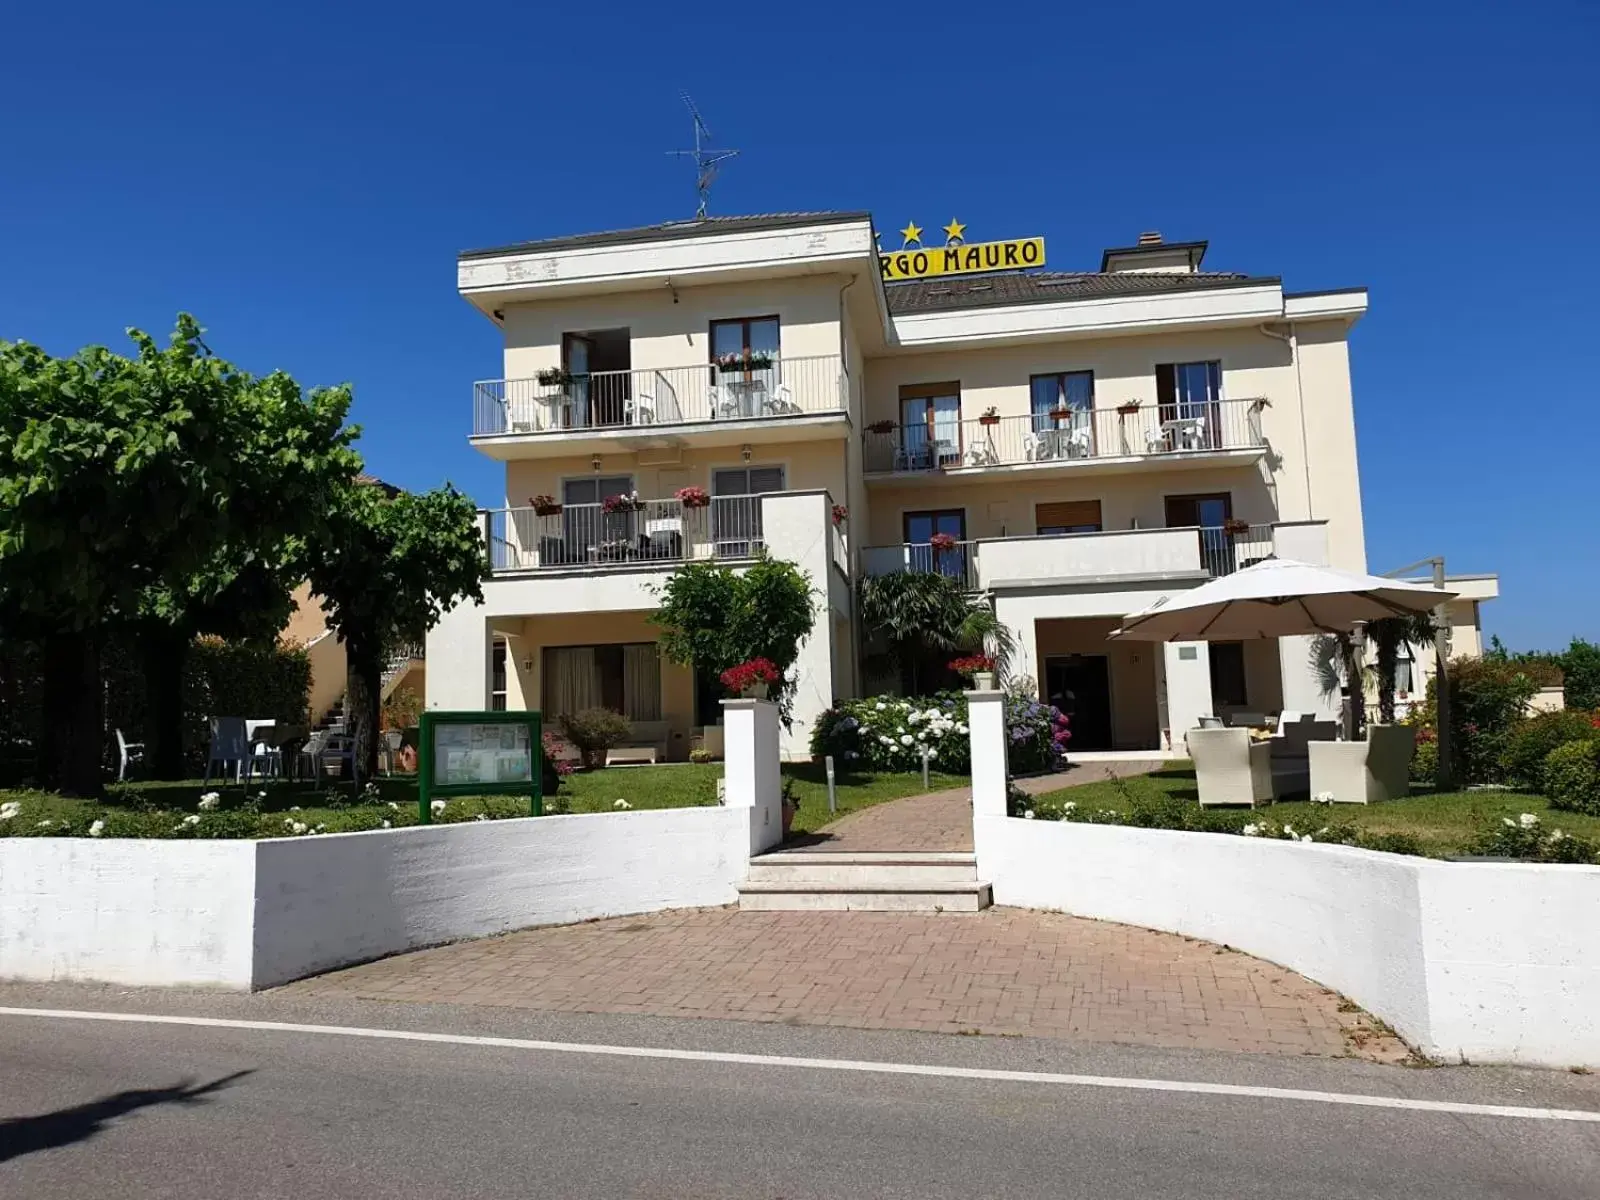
[1101,233,1207,274]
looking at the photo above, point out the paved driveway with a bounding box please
[287,906,1407,1061]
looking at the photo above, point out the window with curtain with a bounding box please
[541,644,661,722]
[1156,361,1222,440]
[899,383,961,469]
[1029,371,1094,434]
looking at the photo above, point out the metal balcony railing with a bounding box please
[862,397,1268,473]
[1197,523,1276,578]
[486,495,766,571]
[473,355,846,436]
[861,541,982,593]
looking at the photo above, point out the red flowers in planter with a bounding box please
[720,658,781,694]
[929,532,958,550]
[675,486,711,509]
[831,504,848,526]
[601,491,644,514]
[949,654,996,678]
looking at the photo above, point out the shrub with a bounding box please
[1466,810,1600,863]
[1499,711,1599,790]
[1543,739,1600,816]
[382,685,424,731]
[558,708,633,769]
[1409,734,1438,786]
[1415,657,1538,784]
[1562,638,1600,712]
[809,692,1066,775]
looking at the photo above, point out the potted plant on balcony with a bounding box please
[866,419,896,435]
[529,494,562,517]
[602,491,646,514]
[721,657,782,701]
[831,504,848,526]
[714,349,774,374]
[950,653,997,692]
[1116,400,1142,416]
[1048,406,1073,424]
[1222,517,1252,536]
[978,406,1002,427]
[675,485,711,509]
[536,367,575,388]
[928,532,959,551]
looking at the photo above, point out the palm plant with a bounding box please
[857,571,1014,694]
[1368,613,1437,724]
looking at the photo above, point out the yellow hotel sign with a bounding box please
[878,237,1046,282]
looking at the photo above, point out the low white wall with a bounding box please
[975,816,1600,1068]
[0,840,258,989]
[252,806,749,987]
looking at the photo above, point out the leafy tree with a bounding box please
[651,557,816,717]
[306,482,485,779]
[0,316,358,795]
[856,571,1015,695]
[1367,614,1438,725]
[1561,638,1600,712]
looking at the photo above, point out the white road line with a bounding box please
[2,1005,1597,1124]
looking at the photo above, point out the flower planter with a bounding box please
[978,415,1001,428]
[742,682,770,700]
[1048,409,1072,424]
[973,672,996,691]
[781,800,797,838]
[1116,403,1141,417]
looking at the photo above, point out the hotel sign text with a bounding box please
[878,237,1046,282]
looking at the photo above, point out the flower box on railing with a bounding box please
[601,491,646,515]
[831,504,848,526]
[929,532,959,551]
[1222,517,1252,536]
[536,367,576,388]
[714,351,774,373]
[1116,401,1142,416]
[978,407,1001,427]
[529,494,562,517]
[675,486,711,509]
[866,420,896,435]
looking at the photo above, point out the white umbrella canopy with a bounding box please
[1112,559,1457,642]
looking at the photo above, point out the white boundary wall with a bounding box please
[1,699,785,991]
[967,693,1600,1067]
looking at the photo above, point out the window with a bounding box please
[1210,642,1248,709]
[899,382,962,469]
[712,465,785,556]
[490,638,508,711]
[904,509,969,582]
[1156,361,1222,448]
[1166,493,1234,576]
[1035,500,1102,535]
[710,316,780,364]
[542,643,662,723]
[1030,371,1094,434]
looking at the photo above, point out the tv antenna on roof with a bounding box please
[668,92,739,219]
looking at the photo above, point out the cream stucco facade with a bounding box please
[429,212,1391,758]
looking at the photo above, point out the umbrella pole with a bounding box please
[1432,557,1455,791]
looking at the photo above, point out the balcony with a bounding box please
[862,397,1268,480]
[487,496,769,572]
[470,355,847,459]
[862,522,1317,594]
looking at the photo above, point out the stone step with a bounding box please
[737,880,992,913]
[745,851,977,888]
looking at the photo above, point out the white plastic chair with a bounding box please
[115,729,145,782]
[1022,432,1040,461]
[1144,424,1168,453]
[627,393,657,425]
[709,386,741,420]
[1065,426,1092,458]
[766,384,801,415]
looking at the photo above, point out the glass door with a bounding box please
[904,509,968,583]
[1156,361,1221,449]
[1165,492,1234,576]
[710,317,780,417]
[563,475,635,563]
[900,389,961,470]
[562,334,594,429]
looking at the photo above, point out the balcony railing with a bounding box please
[473,355,846,436]
[862,523,1280,592]
[862,541,982,592]
[863,397,1267,473]
[486,496,766,571]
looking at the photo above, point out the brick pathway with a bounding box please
[286,907,1407,1061]
[794,759,1168,853]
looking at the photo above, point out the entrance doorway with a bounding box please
[1045,654,1113,751]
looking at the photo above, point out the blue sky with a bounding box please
[2,1,1595,649]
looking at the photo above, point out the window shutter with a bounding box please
[749,466,785,495]
[1036,500,1102,531]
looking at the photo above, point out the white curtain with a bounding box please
[623,645,662,721]
[544,647,600,717]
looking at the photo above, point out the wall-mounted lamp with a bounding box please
[740,443,753,463]
[522,652,535,673]
[591,454,602,472]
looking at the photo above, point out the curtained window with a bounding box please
[542,643,661,722]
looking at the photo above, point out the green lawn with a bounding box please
[1033,764,1600,857]
[0,761,963,839]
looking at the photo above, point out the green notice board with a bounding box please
[417,710,543,823]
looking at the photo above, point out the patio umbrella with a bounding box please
[1111,558,1456,642]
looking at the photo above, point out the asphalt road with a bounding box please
[2,986,1598,1199]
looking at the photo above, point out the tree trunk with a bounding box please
[1339,633,1367,740]
[41,632,104,797]
[142,626,189,780]
[345,635,382,783]
[1374,632,1398,725]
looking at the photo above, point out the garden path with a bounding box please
[792,759,1168,853]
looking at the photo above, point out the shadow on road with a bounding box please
[0,1070,254,1163]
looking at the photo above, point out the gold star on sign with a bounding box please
[943,218,966,245]
[899,221,923,248]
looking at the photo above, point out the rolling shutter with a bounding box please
[1035,500,1102,532]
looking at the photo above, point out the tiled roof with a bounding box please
[459,211,873,260]
[884,270,1278,314]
